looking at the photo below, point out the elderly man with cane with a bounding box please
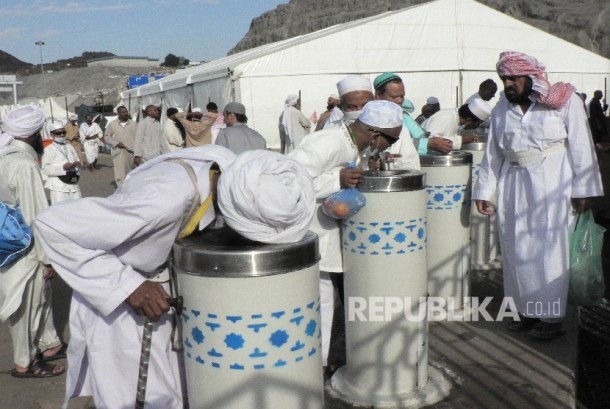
[35,145,315,408]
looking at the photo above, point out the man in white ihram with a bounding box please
[35,146,315,408]
[288,98,404,373]
[279,95,311,154]
[474,51,603,340]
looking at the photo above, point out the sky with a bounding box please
[0,0,288,65]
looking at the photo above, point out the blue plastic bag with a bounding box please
[568,209,606,307]
[322,188,366,219]
[0,202,33,268]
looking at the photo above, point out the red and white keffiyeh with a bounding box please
[496,51,575,109]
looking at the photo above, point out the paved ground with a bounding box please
[0,153,585,408]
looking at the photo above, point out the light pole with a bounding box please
[35,41,45,97]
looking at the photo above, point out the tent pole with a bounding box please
[64,95,69,122]
[49,98,54,122]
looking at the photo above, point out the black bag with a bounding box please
[57,170,80,184]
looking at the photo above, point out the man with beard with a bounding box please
[473,52,603,340]
[0,104,66,378]
[315,94,340,131]
[79,113,103,171]
[134,105,170,166]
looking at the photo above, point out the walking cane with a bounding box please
[135,296,183,409]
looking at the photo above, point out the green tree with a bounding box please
[162,53,180,67]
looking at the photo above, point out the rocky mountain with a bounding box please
[0,50,32,74]
[0,51,114,75]
[229,0,610,60]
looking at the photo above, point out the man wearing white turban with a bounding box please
[279,95,311,154]
[421,99,491,151]
[0,104,66,379]
[34,145,315,408]
[288,100,403,371]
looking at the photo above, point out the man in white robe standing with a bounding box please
[134,105,170,166]
[0,104,66,378]
[41,121,82,204]
[163,107,185,152]
[104,105,137,186]
[288,99,404,373]
[34,146,315,408]
[474,51,603,340]
[79,113,103,171]
[279,95,311,154]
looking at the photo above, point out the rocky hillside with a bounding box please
[229,0,610,59]
[0,50,32,73]
[0,51,115,75]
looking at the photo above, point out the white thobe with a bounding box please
[421,109,464,150]
[104,119,137,185]
[473,93,603,318]
[0,140,61,367]
[387,126,421,170]
[41,141,81,204]
[280,107,311,154]
[288,124,359,364]
[79,122,103,165]
[35,146,235,409]
[163,119,184,151]
[134,116,170,163]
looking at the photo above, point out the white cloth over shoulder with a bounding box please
[127,145,236,231]
[218,150,315,244]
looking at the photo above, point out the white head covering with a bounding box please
[48,121,65,133]
[284,95,299,107]
[330,93,339,100]
[336,75,372,97]
[427,96,440,105]
[192,107,202,113]
[358,100,403,128]
[0,104,46,148]
[281,95,300,150]
[68,113,78,121]
[218,150,315,244]
[468,98,492,121]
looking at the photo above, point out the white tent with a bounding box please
[121,0,610,149]
[0,97,77,139]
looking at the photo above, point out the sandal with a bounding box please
[10,360,65,378]
[527,322,565,340]
[506,314,539,332]
[40,343,68,362]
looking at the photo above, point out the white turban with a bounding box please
[48,121,65,133]
[68,113,78,121]
[0,104,46,148]
[218,150,315,244]
[284,95,299,107]
[281,95,300,149]
[468,98,492,121]
[337,75,372,97]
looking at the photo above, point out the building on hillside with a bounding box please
[88,56,159,68]
[0,75,23,105]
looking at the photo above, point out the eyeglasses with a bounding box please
[52,131,66,135]
[368,128,398,146]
